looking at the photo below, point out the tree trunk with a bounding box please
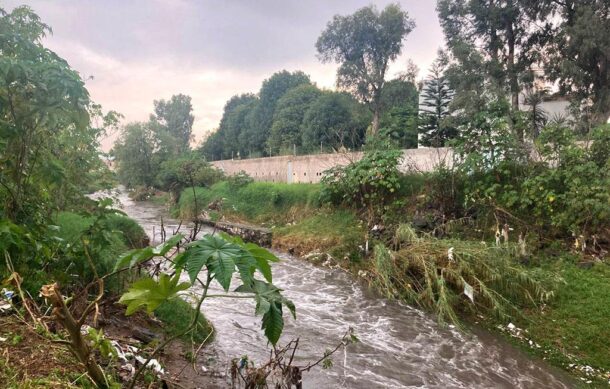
[41,283,108,389]
[506,20,523,141]
[371,107,380,135]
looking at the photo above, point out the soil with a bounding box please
[0,298,230,388]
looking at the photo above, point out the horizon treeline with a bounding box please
[199,70,419,160]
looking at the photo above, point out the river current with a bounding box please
[116,190,574,388]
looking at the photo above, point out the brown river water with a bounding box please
[115,189,576,388]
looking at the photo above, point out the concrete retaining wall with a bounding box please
[211,147,454,184]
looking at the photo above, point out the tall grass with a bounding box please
[373,224,553,326]
[177,181,321,223]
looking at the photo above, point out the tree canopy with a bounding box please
[316,4,415,135]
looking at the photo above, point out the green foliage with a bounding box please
[378,79,419,149]
[86,328,117,360]
[544,0,610,126]
[119,272,191,315]
[150,94,194,156]
[437,0,550,137]
[418,55,457,147]
[268,84,322,154]
[155,155,224,201]
[119,233,295,346]
[301,91,370,153]
[320,147,402,224]
[455,97,525,170]
[0,6,116,224]
[518,125,610,236]
[113,122,157,188]
[178,181,321,223]
[316,4,415,134]
[114,234,183,271]
[452,122,610,238]
[226,171,254,190]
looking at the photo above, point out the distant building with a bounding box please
[519,66,573,123]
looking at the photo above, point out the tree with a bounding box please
[199,130,224,161]
[316,4,415,135]
[437,0,552,140]
[418,57,456,147]
[250,70,311,155]
[150,94,194,155]
[301,92,369,153]
[268,84,322,154]
[113,122,157,188]
[198,71,311,158]
[0,5,95,222]
[379,79,420,148]
[219,93,258,159]
[544,0,610,126]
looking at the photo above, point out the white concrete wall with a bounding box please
[211,147,455,184]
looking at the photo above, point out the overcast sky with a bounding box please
[4,0,445,149]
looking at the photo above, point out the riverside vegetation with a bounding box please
[0,5,310,389]
[172,123,610,386]
[2,1,610,388]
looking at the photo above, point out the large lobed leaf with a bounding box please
[119,272,190,315]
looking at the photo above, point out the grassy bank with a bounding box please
[518,259,610,378]
[178,182,365,260]
[177,179,610,386]
[177,181,321,224]
[56,211,213,345]
[155,298,214,344]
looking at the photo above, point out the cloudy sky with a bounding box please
[4,0,445,149]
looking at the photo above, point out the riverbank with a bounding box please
[0,300,221,388]
[177,181,610,387]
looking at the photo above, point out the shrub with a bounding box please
[156,156,224,201]
[320,148,402,226]
[226,170,254,189]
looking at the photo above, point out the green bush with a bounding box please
[156,156,224,202]
[52,211,147,292]
[320,148,403,226]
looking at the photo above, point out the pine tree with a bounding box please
[418,59,456,147]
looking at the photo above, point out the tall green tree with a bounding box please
[113,123,157,188]
[379,79,420,148]
[316,4,415,135]
[150,94,194,155]
[544,0,610,126]
[249,70,311,155]
[218,93,258,159]
[0,5,96,222]
[267,84,322,154]
[437,0,551,140]
[301,92,369,153]
[418,57,456,147]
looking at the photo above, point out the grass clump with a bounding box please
[372,224,552,326]
[155,298,214,344]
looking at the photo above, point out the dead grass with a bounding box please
[0,315,85,388]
